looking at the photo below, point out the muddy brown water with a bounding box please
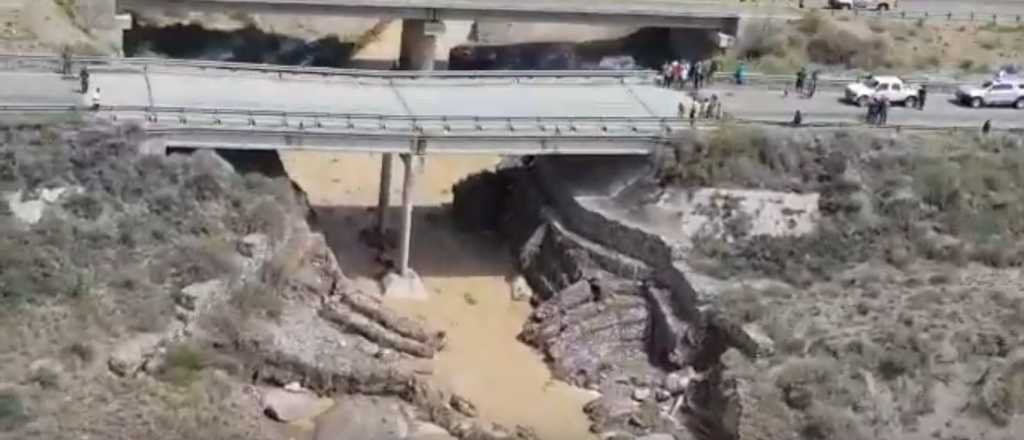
[281,152,596,440]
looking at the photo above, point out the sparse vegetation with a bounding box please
[0,392,27,431]
[665,126,1024,282]
[730,11,1024,74]
[0,120,309,438]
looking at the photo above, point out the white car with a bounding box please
[955,79,1024,109]
[829,0,894,10]
[844,76,920,107]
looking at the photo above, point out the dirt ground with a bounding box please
[279,151,597,440]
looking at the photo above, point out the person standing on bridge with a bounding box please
[79,66,90,94]
[735,62,746,85]
[795,66,807,94]
[671,61,683,90]
[806,70,819,98]
[60,45,72,76]
[917,85,927,110]
[707,59,719,85]
[878,96,890,126]
[661,62,672,88]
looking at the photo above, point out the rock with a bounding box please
[450,394,478,417]
[741,323,775,358]
[632,387,652,402]
[108,333,163,377]
[237,233,269,260]
[636,434,675,440]
[510,275,534,302]
[783,386,813,410]
[261,387,322,422]
[654,388,671,402]
[358,340,382,357]
[382,270,429,301]
[284,382,303,393]
[663,367,697,394]
[175,279,228,313]
[408,422,456,440]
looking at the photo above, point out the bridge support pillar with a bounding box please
[398,153,420,275]
[399,19,437,71]
[376,153,393,239]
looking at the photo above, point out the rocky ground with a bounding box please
[0,118,536,440]
[453,125,1024,440]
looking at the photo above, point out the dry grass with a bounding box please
[728,11,1024,74]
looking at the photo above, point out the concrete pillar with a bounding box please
[399,19,437,71]
[398,153,419,275]
[376,153,393,238]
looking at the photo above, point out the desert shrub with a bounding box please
[67,341,96,363]
[233,198,288,242]
[737,20,788,60]
[229,282,284,321]
[0,392,27,431]
[160,344,207,386]
[62,192,103,220]
[151,239,239,287]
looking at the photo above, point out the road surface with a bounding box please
[707,83,1023,128]
[1,66,1020,133]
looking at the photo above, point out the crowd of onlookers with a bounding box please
[659,59,722,91]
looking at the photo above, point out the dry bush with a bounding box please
[737,20,789,60]
[229,282,284,321]
[159,343,208,387]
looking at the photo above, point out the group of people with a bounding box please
[661,59,720,90]
[678,94,724,123]
[865,95,891,126]
[790,66,820,98]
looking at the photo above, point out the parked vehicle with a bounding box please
[828,0,893,10]
[844,75,920,107]
[955,79,1024,109]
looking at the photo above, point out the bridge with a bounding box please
[0,63,689,284]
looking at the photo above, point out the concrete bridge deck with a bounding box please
[119,0,746,28]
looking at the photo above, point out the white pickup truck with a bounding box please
[828,0,894,10]
[844,75,921,107]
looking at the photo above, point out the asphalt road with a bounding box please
[706,83,1024,128]
[2,68,1020,130]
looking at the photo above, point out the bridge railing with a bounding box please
[0,53,658,80]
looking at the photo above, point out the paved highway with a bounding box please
[705,83,1024,129]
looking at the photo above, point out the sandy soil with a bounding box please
[0,0,108,54]
[280,151,596,439]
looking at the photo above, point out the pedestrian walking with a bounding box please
[79,66,90,94]
[795,66,807,94]
[734,62,746,85]
[672,61,683,90]
[692,60,702,90]
[917,85,927,110]
[60,45,72,76]
[983,120,992,135]
[707,59,719,85]
[866,97,878,124]
[689,105,697,126]
[806,70,819,98]
[678,100,687,119]
[662,62,672,88]
[879,96,890,126]
[705,95,717,119]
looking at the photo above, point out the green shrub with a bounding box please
[62,192,104,220]
[0,392,27,431]
[160,344,207,386]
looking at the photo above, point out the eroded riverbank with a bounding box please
[280,152,595,439]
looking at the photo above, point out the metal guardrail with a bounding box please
[3,103,1020,136]
[0,53,658,80]
[821,8,1024,25]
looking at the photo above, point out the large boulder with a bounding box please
[261,387,328,423]
[108,333,163,377]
